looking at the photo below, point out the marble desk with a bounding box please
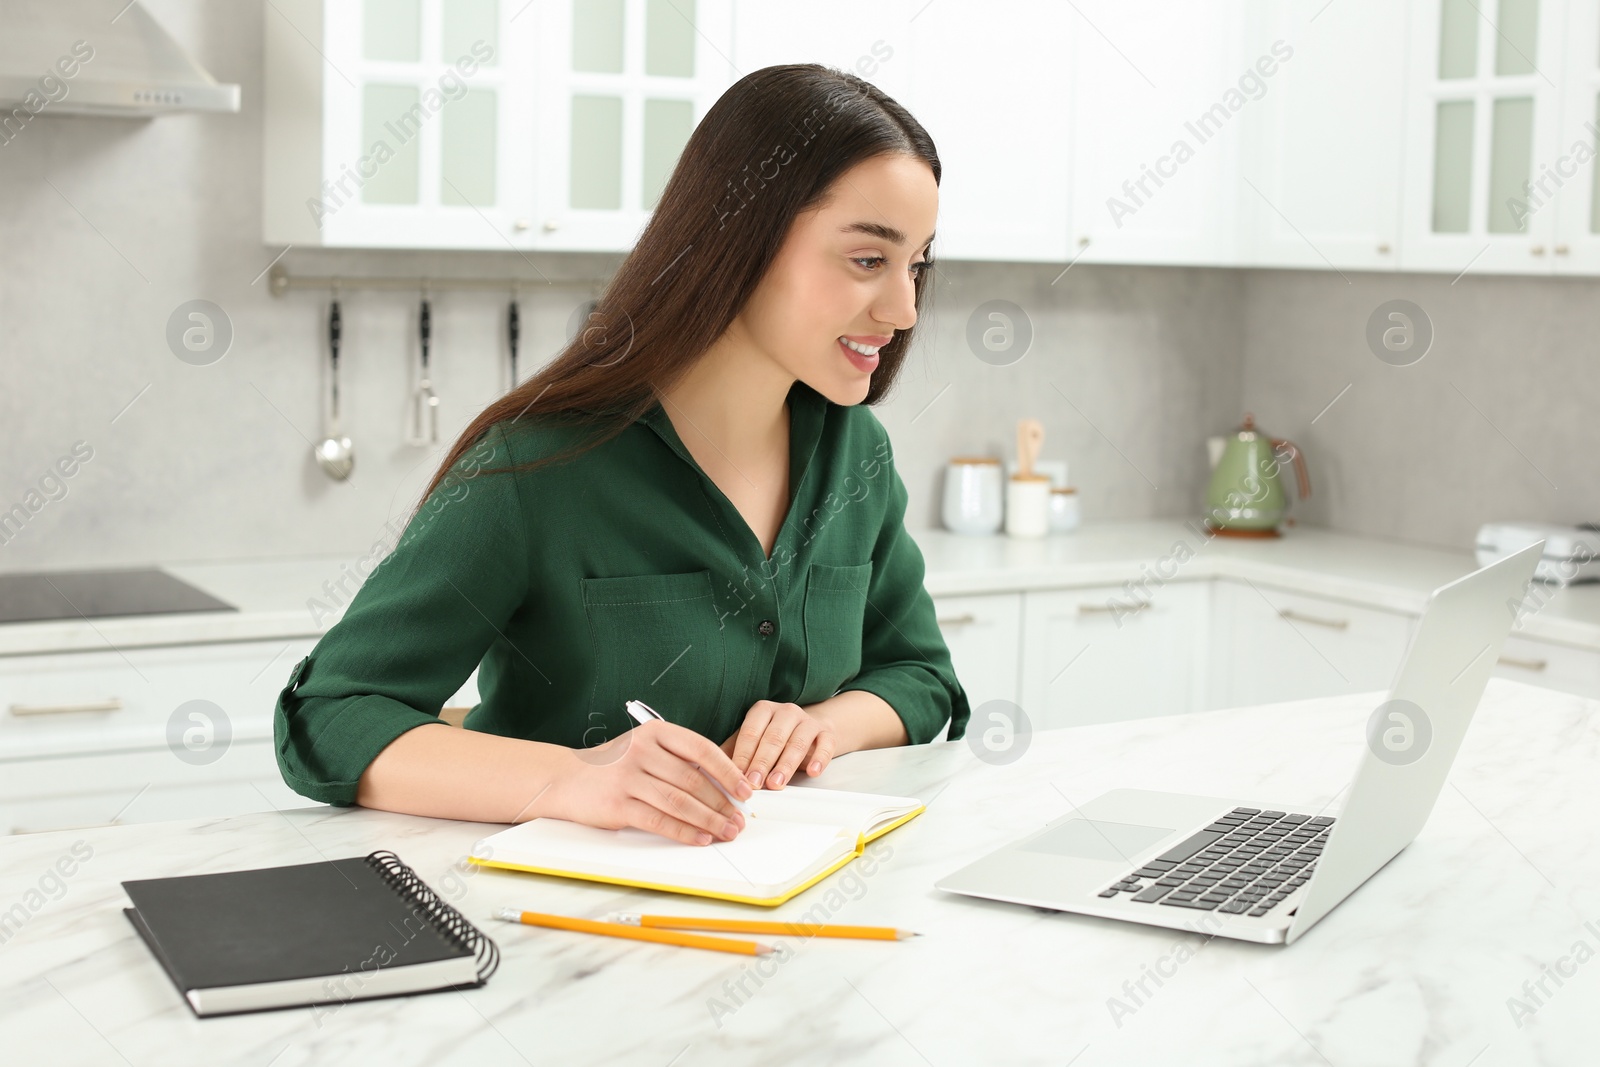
[1,678,1596,1066]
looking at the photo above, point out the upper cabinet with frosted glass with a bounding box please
[263,0,736,250]
[1400,0,1592,273]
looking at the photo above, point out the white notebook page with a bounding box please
[476,816,850,890]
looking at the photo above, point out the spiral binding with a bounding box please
[363,850,500,983]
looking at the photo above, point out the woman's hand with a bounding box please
[720,700,838,790]
[548,719,753,845]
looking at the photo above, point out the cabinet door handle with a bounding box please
[1277,608,1349,630]
[11,818,123,836]
[9,698,124,716]
[1497,654,1548,672]
[936,613,977,627]
[1079,602,1148,615]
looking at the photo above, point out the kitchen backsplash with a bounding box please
[2,1,1594,572]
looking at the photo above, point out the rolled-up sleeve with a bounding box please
[273,425,529,806]
[837,439,970,745]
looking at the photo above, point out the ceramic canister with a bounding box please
[1048,486,1081,532]
[942,457,1004,535]
[1005,475,1051,538]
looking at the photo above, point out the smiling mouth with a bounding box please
[836,336,881,372]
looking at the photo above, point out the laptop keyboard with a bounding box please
[1095,807,1335,918]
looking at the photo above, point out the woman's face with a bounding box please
[736,153,938,406]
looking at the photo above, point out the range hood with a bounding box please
[0,0,240,117]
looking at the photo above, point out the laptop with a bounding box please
[934,541,1545,944]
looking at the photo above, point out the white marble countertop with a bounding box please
[8,522,1600,656]
[2,677,1595,1066]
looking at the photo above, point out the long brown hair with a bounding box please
[409,63,941,522]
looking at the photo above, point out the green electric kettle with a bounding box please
[1204,414,1310,537]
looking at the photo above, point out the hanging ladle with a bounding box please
[314,295,355,480]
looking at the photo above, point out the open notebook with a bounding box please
[468,787,925,906]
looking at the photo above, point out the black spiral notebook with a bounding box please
[121,851,499,1017]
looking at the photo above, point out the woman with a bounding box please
[274,64,970,848]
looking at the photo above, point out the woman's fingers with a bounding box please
[650,774,741,841]
[766,720,821,789]
[651,720,753,806]
[620,796,718,846]
[802,728,836,779]
[728,703,776,778]
[746,706,806,788]
[643,745,744,829]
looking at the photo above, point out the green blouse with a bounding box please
[273,379,971,807]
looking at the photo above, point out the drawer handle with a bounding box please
[1278,608,1349,630]
[9,698,124,717]
[936,613,977,627]
[1080,602,1149,615]
[11,818,123,836]
[1497,655,1548,672]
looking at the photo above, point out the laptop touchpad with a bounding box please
[1019,819,1176,861]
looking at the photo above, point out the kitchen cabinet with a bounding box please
[0,745,305,837]
[1399,0,1566,273]
[730,0,1073,263]
[1205,580,1417,709]
[0,638,318,759]
[260,0,1600,274]
[931,593,1023,742]
[729,0,915,100]
[264,0,736,250]
[1237,0,1408,270]
[1492,632,1600,698]
[896,1,1073,262]
[0,632,484,835]
[1551,0,1600,273]
[0,637,320,834]
[1019,581,1210,730]
[1067,1,1246,266]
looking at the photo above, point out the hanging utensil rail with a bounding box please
[268,265,603,296]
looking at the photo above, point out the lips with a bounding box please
[837,337,880,373]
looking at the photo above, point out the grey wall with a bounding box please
[1236,270,1600,549]
[1,2,1593,574]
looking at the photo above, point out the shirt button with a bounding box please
[757,620,776,636]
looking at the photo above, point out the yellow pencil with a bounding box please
[605,912,920,941]
[494,908,773,956]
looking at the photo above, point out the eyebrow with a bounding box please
[840,221,936,250]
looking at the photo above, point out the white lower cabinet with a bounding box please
[0,637,320,834]
[1206,580,1415,709]
[0,742,305,836]
[0,637,320,758]
[1019,582,1210,730]
[930,593,1023,743]
[1492,634,1600,700]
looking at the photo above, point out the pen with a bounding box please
[606,912,921,941]
[495,908,773,956]
[624,699,754,817]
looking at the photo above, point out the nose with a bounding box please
[873,265,920,333]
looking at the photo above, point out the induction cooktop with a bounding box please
[0,567,237,625]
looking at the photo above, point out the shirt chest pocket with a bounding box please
[798,561,874,705]
[579,570,727,746]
